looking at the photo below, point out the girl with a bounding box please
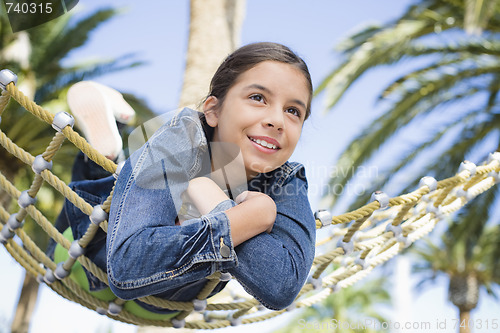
[52,42,316,312]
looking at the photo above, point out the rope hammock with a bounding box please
[0,69,499,330]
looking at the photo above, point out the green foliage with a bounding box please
[317,0,500,210]
[0,5,155,253]
[317,0,500,322]
[413,188,500,301]
[274,277,391,333]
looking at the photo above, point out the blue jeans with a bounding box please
[50,152,229,314]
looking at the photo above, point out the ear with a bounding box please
[203,96,219,128]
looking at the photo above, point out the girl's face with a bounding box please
[204,60,310,179]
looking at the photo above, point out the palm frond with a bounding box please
[343,106,486,210]
[316,0,473,109]
[323,54,500,207]
[464,0,499,35]
[319,20,432,109]
[30,8,119,76]
[35,54,145,102]
[318,0,500,315]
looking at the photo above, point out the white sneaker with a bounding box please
[67,81,123,160]
[88,81,136,124]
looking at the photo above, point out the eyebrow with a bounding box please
[245,84,307,111]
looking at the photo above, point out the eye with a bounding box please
[285,106,301,118]
[249,94,265,103]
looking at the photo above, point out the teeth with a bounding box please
[250,138,278,150]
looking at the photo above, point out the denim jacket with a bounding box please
[106,108,316,310]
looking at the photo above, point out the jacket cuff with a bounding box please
[205,199,238,271]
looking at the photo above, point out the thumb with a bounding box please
[235,191,249,204]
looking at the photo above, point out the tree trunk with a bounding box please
[458,309,471,333]
[178,0,246,108]
[448,274,479,333]
[10,272,40,333]
[448,274,479,314]
[464,0,498,35]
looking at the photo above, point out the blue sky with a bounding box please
[1,1,500,332]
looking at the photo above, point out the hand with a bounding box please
[234,191,277,233]
[235,190,263,204]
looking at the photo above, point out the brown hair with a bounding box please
[206,42,313,120]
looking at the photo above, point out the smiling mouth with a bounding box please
[248,137,280,150]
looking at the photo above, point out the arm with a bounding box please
[186,177,276,246]
[226,165,316,310]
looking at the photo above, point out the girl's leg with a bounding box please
[47,82,134,260]
[47,175,114,291]
[70,151,113,182]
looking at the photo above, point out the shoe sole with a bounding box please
[67,81,122,160]
[90,81,136,124]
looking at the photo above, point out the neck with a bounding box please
[209,142,249,198]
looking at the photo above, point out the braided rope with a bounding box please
[1,78,499,329]
[0,89,10,113]
[5,83,116,174]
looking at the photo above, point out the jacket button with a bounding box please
[220,237,231,258]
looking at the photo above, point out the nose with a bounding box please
[262,107,284,131]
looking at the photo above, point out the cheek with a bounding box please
[219,124,241,143]
[288,127,302,147]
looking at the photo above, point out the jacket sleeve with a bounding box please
[227,166,316,310]
[106,111,238,299]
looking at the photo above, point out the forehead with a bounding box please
[233,61,310,99]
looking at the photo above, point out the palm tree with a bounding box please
[273,277,391,333]
[1,7,144,199]
[315,1,500,332]
[178,0,246,108]
[413,191,500,333]
[0,8,154,333]
[316,0,500,210]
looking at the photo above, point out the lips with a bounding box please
[248,136,281,151]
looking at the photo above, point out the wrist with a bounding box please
[187,177,229,215]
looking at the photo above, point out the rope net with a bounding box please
[0,71,499,329]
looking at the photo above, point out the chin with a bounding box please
[252,164,280,175]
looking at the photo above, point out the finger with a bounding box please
[235,191,249,204]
